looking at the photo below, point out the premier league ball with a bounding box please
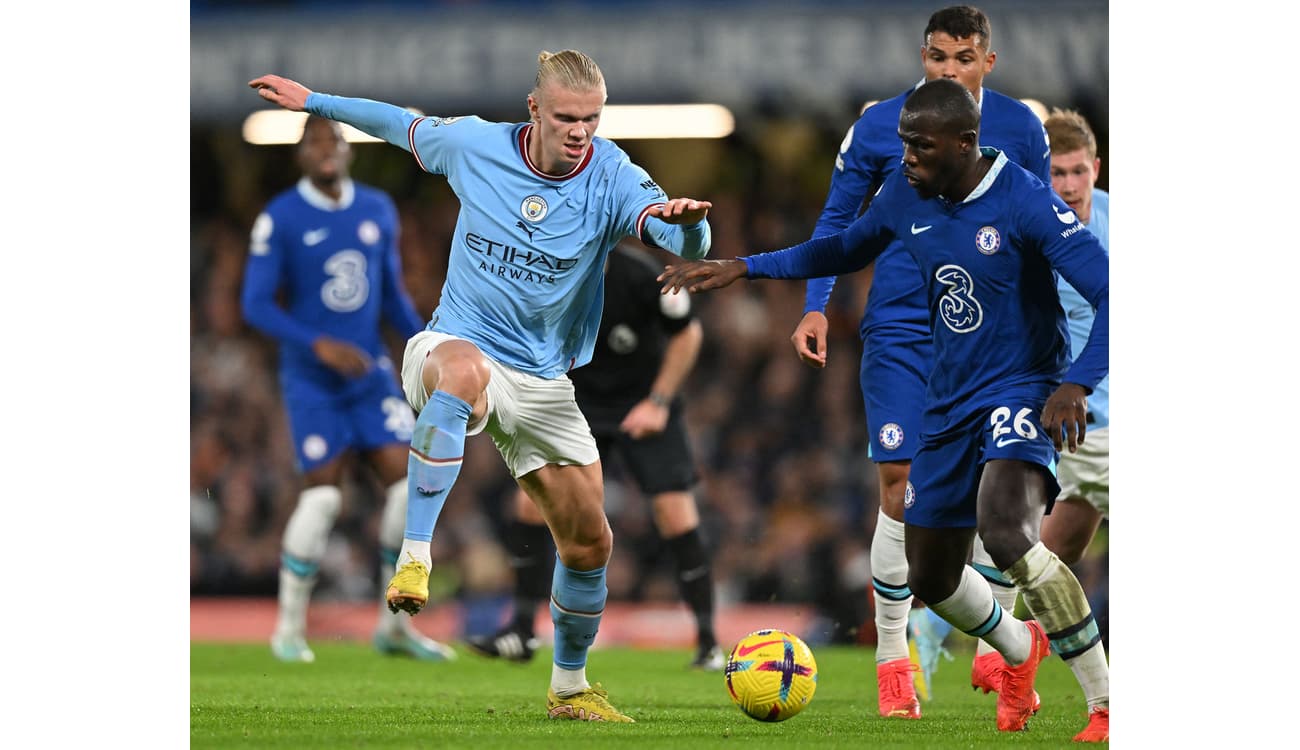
[724,628,818,722]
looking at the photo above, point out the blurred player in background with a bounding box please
[249,48,712,722]
[466,241,721,671]
[787,4,1050,719]
[241,115,455,664]
[659,78,1110,741]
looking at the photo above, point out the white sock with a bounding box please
[378,479,411,634]
[1069,642,1110,711]
[398,539,433,569]
[275,568,315,638]
[1005,542,1109,708]
[871,510,911,663]
[276,485,342,638]
[551,664,590,697]
[971,534,1018,657]
[930,565,1031,666]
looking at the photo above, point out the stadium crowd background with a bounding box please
[190,0,1109,646]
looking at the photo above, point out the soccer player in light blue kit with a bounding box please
[242,115,455,664]
[658,79,1109,740]
[1041,107,1109,569]
[787,6,1051,718]
[250,49,712,722]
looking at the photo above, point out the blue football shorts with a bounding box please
[282,361,414,472]
[861,333,930,463]
[904,387,1062,529]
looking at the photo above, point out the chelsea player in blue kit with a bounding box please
[659,79,1108,740]
[242,115,455,665]
[789,5,1050,719]
[250,49,712,722]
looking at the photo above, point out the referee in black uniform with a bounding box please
[467,240,721,670]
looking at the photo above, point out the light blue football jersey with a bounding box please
[406,116,670,377]
[1056,188,1109,427]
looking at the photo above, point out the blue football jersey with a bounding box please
[746,149,1108,441]
[807,85,1051,345]
[241,178,425,391]
[1057,188,1109,427]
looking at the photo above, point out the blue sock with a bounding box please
[925,606,955,642]
[405,390,472,542]
[550,560,606,670]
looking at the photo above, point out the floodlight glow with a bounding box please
[597,104,734,140]
[243,104,733,144]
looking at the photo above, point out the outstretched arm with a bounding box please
[249,74,419,151]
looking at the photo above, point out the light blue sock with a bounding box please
[405,390,472,542]
[924,606,955,642]
[550,560,607,670]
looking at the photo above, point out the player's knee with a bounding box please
[426,352,490,403]
[974,526,1035,570]
[907,562,959,605]
[556,525,612,570]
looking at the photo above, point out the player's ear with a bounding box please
[527,94,539,122]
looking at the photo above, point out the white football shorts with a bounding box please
[1054,426,1108,517]
[401,330,598,478]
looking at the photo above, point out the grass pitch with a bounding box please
[191,640,1101,748]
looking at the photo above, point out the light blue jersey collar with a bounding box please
[962,147,1007,203]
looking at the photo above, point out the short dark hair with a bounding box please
[902,78,980,135]
[924,5,992,50]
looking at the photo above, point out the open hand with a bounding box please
[647,198,712,225]
[248,74,312,111]
[658,258,747,294]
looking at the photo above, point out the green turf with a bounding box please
[191,639,1101,748]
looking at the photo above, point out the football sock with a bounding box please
[929,565,1032,666]
[507,519,554,638]
[550,559,606,683]
[1004,542,1109,710]
[971,534,1018,657]
[401,390,472,565]
[377,479,409,633]
[870,510,911,663]
[667,527,716,647]
[276,485,342,637]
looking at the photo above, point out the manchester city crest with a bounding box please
[521,195,549,222]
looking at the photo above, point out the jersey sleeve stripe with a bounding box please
[635,202,665,238]
[407,116,429,172]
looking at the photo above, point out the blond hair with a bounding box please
[1044,108,1097,159]
[531,49,605,99]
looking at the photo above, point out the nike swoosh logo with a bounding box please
[995,438,1026,448]
[911,223,932,235]
[735,639,783,657]
[303,228,330,245]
